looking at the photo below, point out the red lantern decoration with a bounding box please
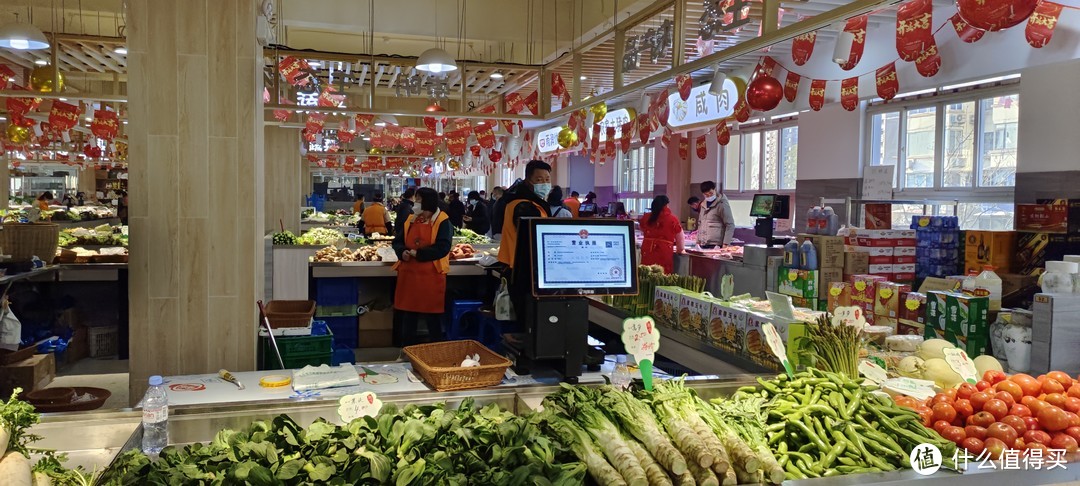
[745,75,783,111]
[423,164,433,175]
[955,0,1039,31]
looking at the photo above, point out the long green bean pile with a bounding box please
[728,369,958,480]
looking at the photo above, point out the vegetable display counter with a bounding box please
[674,245,783,298]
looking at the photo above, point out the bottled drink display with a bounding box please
[141,375,169,455]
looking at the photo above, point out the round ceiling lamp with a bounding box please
[0,21,49,50]
[415,48,458,74]
[425,102,447,112]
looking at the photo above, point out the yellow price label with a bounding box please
[829,286,842,297]
[918,216,930,227]
[905,298,920,311]
[787,270,799,282]
[879,288,893,299]
[854,281,867,292]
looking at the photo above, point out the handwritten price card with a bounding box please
[761,323,794,377]
[831,306,868,328]
[338,391,382,423]
[622,316,661,390]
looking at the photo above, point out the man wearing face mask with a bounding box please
[394,188,417,236]
[496,160,552,268]
[697,180,735,247]
[462,191,490,235]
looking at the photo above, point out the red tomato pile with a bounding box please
[893,370,1080,460]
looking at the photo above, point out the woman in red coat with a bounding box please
[639,195,685,274]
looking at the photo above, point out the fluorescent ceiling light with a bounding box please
[114,47,127,55]
[33,58,47,65]
[489,70,504,79]
[0,22,49,50]
[942,74,1021,91]
[309,61,322,68]
[415,48,458,73]
[580,75,587,80]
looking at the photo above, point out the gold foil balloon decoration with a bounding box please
[590,102,608,121]
[368,147,382,155]
[6,124,30,144]
[557,127,577,148]
[448,159,461,170]
[29,65,64,93]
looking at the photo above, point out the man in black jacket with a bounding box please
[496,160,552,269]
[463,191,490,235]
[489,185,507,241]
[393,188,416,236]
[446,191,466,228]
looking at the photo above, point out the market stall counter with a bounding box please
[674,244,784,298]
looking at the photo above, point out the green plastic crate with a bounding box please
[315,304,359,317]
[258,332,333,370]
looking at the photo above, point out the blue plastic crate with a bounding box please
[332,345,355,366]
[324,315,358,348]
[445,300,484,340]
[315,278,360,307]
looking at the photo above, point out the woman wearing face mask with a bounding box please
[462,191,490,235]
[696,180,735,248]
[392,187,453,346]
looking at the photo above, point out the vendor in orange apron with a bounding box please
[638,195,685,274]
[392,187,453,346]
[362,194,391,236]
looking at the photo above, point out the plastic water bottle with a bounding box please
[141,375,169,454]
[784,239,801,269]
[800,240,818,270]
[611,356,632,390]
[974,266,1003,311]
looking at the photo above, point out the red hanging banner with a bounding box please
[415,132,437,156]
[840,78,859,112]
[784,72,800,103]
[791,31,816,66]
[1026,2,1064,49]
[876,63,900,101]
[505,92,525,113]
[759,57,779,77]
[384,125,403,148]
[914,43,942,77]
[523,90,540,115]
[91,109,119,141]
[475,105,497,128]
[399,128,417,153]
[840,15,868,71]
[660,128,672,149]
[620,120,634,152]
[734,97,751,122]
[6,90,41,120]
[605,127,616,157]
[591,124,602,153]
[654,89,670,128]
[278,56,312,86]
[715,121,731,146]
[950,13,986,43]
[695,134,707,160]
[0,64,14,89]
[676,74,693,101]
[678,135,689,159]
[273,97,292,122]
[355,114,374,133]
[637,114,651,145]
[445,129,468,156]
[473,123,496,149]
[337,120,356,145]
[551,72,570,106]
[317,86,345,107]
[452,118,473,132]
[808,79,827,112]
[303,113,326,142]
[896,0,935,62]
[500,119,520,134]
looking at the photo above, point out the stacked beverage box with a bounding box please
[913,216,961,279]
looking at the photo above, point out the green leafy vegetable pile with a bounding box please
[296,228,345,246]
[99,398,584,486]
[452,228,490,244]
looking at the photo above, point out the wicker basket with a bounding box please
[402,340,511,391]
[0,223,60,262]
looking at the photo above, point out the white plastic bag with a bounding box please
[495,277,515,321]
[0,300,21,351]
[291,364,361,392]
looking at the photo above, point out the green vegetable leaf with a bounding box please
[275,459,305,480]
[308,462,336,482]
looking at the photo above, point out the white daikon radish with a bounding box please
[32,471,52,486]
[0,451,32,486]
[896,356,926,379]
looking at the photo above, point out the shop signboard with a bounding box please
[536,126,562,153]
[666,78,739,130]
[596,108,636,142]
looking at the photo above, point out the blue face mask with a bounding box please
[533,183,552,200]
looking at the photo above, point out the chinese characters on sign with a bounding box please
[700,0,752,41]
[666,78,738,129]
[296,88,319,107]
[621,317,661,360]
[536,126,562,154]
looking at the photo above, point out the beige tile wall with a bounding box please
[126,0,263,403]
[264,127,302,234]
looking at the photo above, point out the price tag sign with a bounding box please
[761,323,794,377]
[338,391,382,423]
[942,348,978,384]
[765,291,795,320]
[884,377,937,401]
[720,274,734,301]
[622,316,661,390]
[831,306,868,328]
[858,359,889,385]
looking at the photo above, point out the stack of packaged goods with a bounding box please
[846,228,917,284]
[912,216,960,279]
[795,234,845,310]
[777,238,821,310]
[848,274,887,324]
[873,281,911,332]
[1015,199,1080,276]
[925,290,990,357]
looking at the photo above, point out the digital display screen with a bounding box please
[532,221,634,293]
[750,194,776,217]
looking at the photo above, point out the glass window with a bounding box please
[979,95,1019,187]
[744,133,761,191]
[942,102,975,188]
[762,129,779,190]
[904,106,936,189]
[723,135,741,191]
[780,126,798,190]
[619,147,655,194]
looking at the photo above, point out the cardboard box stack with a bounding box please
[925,291,990,357]
[963,230,1017,275]
[849,274,888,324]
[1015,200,1080,276]
[897,292,927,336]
[843,229,917,284]
[873,281,912,332]
[913,216,961,279]
[708,301,748,354]
[777,267,821,310]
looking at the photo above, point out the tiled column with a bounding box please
[126,0,264,403]
[264,126,302,233]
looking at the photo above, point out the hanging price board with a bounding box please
[761,323,794,377]
[621,316,661,390]
[338,391,382,423]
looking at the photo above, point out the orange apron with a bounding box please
[393,216,447,314]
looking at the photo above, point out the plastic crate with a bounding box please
[259,331,334,370]
[323,315,358,348]
[314,278,360,307]
[445,300,484,340]
[88,326,118,357]
[316,304,359,317]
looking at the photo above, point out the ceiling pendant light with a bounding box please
[489,70,504,79]
[416,48,458,74]
[832,31,856,65]
[708,66,728,96]
[425,102,446,112]
[0,19,49,50]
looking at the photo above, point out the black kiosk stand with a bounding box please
[750,194,792,248]
[502,218,639,383]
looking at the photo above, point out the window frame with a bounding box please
[721,118,798,195]
[863,82,1018,204]
[616,146,656,215]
